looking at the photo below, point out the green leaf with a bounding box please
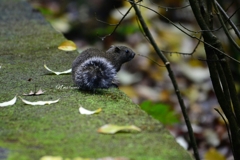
[140,100,179,125]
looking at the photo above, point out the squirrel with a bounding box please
[72,45,135,91]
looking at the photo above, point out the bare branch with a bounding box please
[215,1,240,39]
[214,108,233,155]
[96,6,133,40]
[95,15,118,26]
[132,2,240,64]
[179,6,240,34]
[212,0,240,52]
[137,54,165,67]
[179,22,221,33]
[149,0,190,10]
[114,6,124,16]
[162,35,202,56]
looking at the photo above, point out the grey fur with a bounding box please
[72,45,135,90]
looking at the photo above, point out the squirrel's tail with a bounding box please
[74,57,117,90]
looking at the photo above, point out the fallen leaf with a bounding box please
[44,64,72,75]
[23,88,45,96]
[40,156,63,160]
[97,124,141,134]
[35,88,45,95]
[176,136,188,150]
[58,40,77,51]
[204,148,226,160]
[19,97,60,105]
[79,106,102,115]
[96,157,129,160]
[0,96,17,107]
[73,157,91,160]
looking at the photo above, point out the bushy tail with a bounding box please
[74,57,116,90]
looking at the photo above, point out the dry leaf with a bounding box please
[97,124,141,134]
[35,89,45,95]
[204,148,226,160]
[97,158,129,160]
[19,97,60,105]
[44,64,72,75]
[79,106,102,115]
[58,40,77,51]
[40,156,63,160]
[23,88,45,96]
[73,157,91,160]
[0,96,17,107]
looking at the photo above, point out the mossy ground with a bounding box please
[0,0,193,159]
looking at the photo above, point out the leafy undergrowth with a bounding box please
[140,101,179,125]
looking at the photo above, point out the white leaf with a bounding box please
[79,106,102,115]
[176,136,188,150]
[44,64,72,75]
[23,89,45,96]
[19,97,60,105]
[0,96,17,107]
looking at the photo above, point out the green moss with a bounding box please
[0,0,193,160]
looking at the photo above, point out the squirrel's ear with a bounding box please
[110,45,115,48]
[114,46,120,52]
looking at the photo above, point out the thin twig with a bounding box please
[162,35,202,56]
[149,0,190,10]
[225,1,235,12]
[115,6,124,16]
[215,1,240,39]
[179,22,221,33]
[96,6,133,40]
[212,0,240,52]
[179,6,240,34]
[214,108,233,156]
[137,54,165,67]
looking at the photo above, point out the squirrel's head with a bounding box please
[107,45,135,62]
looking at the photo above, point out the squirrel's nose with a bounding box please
[129,52,135,59]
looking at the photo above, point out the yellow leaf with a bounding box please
[58,40,77,51]
[73,157,91,160]
[204,148,226,160]
[40,156,63,160]
[97,124,141,134]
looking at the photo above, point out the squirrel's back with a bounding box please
[72,45,135,91]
